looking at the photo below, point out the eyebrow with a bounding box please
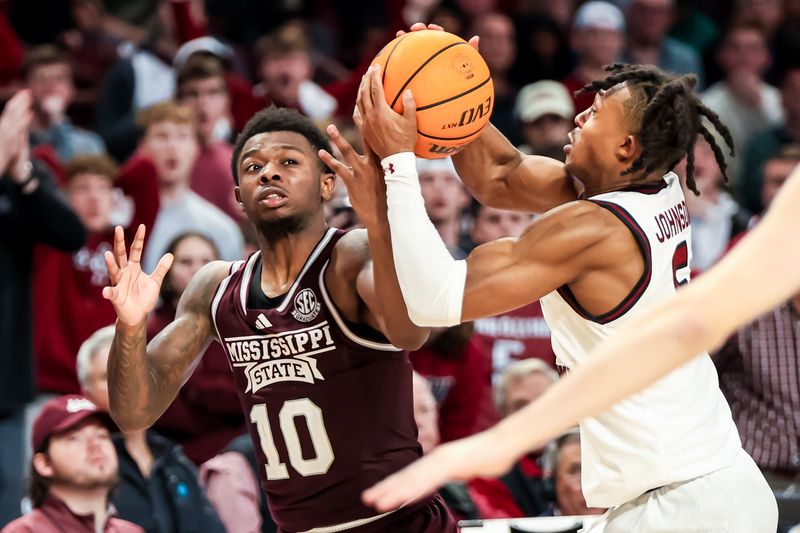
[239,144,305,165]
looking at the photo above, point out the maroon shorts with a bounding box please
[278,493,457,533]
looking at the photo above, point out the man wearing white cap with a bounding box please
[515,81,575,156]
[563,1,626,117]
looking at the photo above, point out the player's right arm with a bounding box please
[452,123,580,213]
[103,224,229,431]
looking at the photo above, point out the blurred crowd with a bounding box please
[1,0,800,531]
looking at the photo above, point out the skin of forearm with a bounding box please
[452,124,521,201]
[107,321,155,431]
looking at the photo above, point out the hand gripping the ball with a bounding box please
[103,224,174,327]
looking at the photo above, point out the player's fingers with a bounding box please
[401,90,417,120]
[352,105,364,131]
[104,251,121,283]
[128,224,145,264]
[102,285,117,301]
[426,23,444,31]
[468,35,479,51]
[358,66,374,114]
[409,22,427,32]
[369,65,388,111]
[395,30,406,37]
[326,124,360,165]
[319,149,354,186]
[114,226,128,268]
[150,253,174,285]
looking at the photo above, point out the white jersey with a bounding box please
[540,173,742,509]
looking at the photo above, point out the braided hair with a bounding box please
[577,64,735,195]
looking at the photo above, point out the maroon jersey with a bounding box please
[210,228,421,532]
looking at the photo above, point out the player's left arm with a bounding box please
[320,125,430,350]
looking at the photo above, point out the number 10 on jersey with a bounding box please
[250,399,334,479]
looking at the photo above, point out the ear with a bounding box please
[320,171,336,202]
[234,186,243,206]
[33,452,54,478]
[616,134,639,164]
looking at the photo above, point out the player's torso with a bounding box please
[540,174,742,507]
[542,173,693,367]
[210,228,421,532]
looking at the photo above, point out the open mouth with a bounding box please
[258,188,289,208]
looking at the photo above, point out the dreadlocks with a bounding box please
[577,64,735,195]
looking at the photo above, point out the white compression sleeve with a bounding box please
[382,152,466,327]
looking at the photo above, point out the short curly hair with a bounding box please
[231,106,332,184]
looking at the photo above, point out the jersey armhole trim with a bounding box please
[318,261,402,352]
[556,200,652,324]
[210,264,241,344]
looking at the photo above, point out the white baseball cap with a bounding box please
[573,1,626,31]
[515,81,575,124]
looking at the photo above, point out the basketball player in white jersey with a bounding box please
[364,161,800,517]
[349,61,779,532]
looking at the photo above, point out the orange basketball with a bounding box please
[371,30,494,159]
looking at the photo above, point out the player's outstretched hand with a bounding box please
[102,224,174,327]
[319,125,384,227]
[395,22,479,50]
[362,429,517,512]
[355,64,416,160]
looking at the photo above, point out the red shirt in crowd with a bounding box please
[190,142,242,222]
[33,154,159,394]
[148,303,245,464]
[2,495,143,533]
[409,335,493,442]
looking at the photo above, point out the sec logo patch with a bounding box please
[292,288,321,323]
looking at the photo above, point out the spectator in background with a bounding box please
[468,202,555,381]
[78,327,226,533]
[2,395,143,533]
[200,433,278,533]
[514,80,574,155]
[563,1,626,117]
[471,12,520,144]
[467,360,559,519]
[253,23,338,121]
[34,153,159,396]
[137,101,243,274]
[417,157,471,259]
[175,54,241,220]
[623,0,705,86]
[680,136,750,273]
[409,323,493,443]
[150,233,245,465]
[539,430,605,517]
[701,22,784,188]
[511,15,574,84]
[412,372,480,522]
[0,90,86,527]
[743,66,800,212]
[23,45,106,161]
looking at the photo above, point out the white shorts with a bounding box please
[584,449,778,533]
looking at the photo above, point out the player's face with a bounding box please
[143,121,199,186]
[471,206,531,245]
[235,131,335,227]
[35,420,118,489]
[169,235,218,295]
[82,342,111,411]
[67,173,115,233]
[566,85,634,183]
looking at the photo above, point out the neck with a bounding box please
[31,109,56,131]
[581,168,665,198]
[257,214,327,297]
[123,429,153,477]
[432,217,461,250]
[159,180,189,203]
[48,485,109,523]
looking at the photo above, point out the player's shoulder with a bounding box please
[180,260,237,312]
[330,228,370,274]
[529,200,624,235]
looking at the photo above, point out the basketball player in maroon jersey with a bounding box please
[101,107,457,532]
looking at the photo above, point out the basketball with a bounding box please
[371,30,494,159]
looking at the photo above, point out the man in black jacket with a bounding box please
[0,89,86,526]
